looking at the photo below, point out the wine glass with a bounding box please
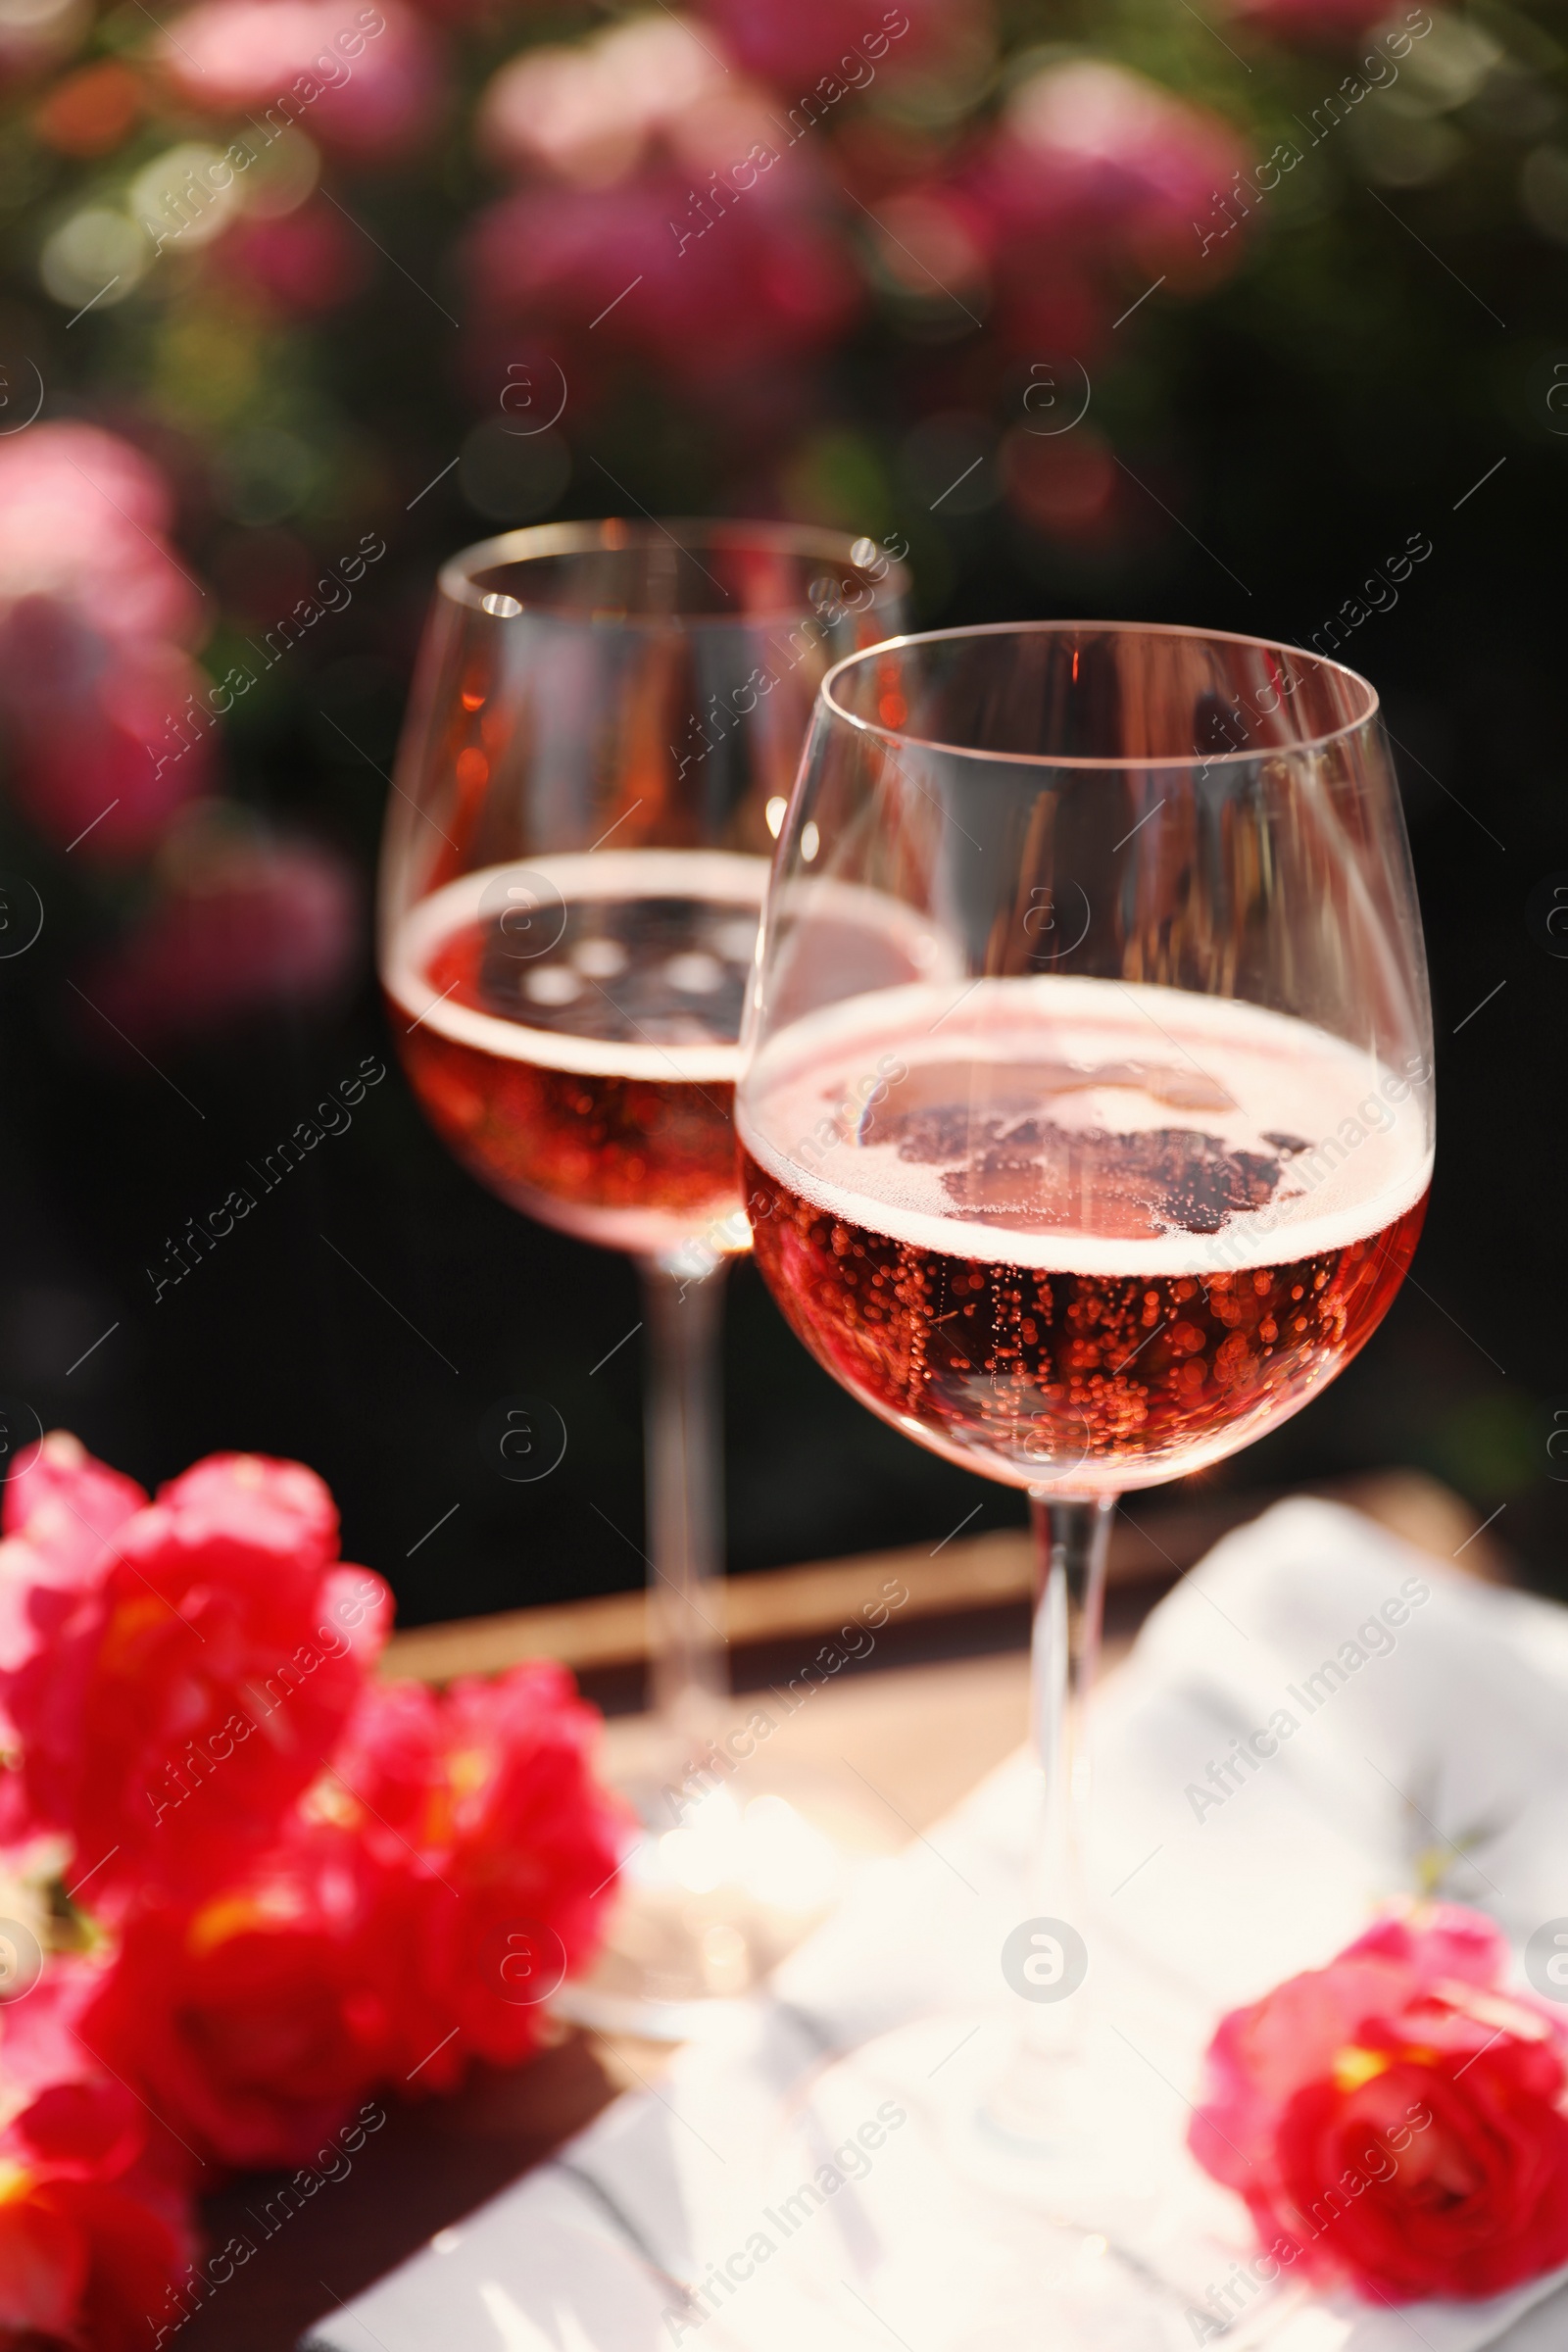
[735,621,1433,2226]
[378,518,908,2030]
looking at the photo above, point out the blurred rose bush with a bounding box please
[0,422,212,857]
[81,814,361,1051]
[156,0,444,162]
[0,0,1549,1062]
[0,416,358,1052]
[0,1432,627,2338]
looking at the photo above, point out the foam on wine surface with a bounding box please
[738,977,1431,1282]
[384,853,774,1254]
[385,852,771,1084]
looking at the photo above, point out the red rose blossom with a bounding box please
[0,1443,391,1904]
[0,1433,147,1823]
[1189,1903,1568,2303]
[0,2174,190,2350]
[330,1664,630,2085]
[1,1429,146,1591]
[77,1821,398,2174]
[0,1978,191,2352]
[74,1666,626,2164]
[3,1437,624,2199]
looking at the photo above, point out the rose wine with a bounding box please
[384,852,772,1257]
[737,978,1432,1491]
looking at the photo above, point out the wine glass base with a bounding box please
[809,2010,1163,2227]
[557,1771,897,2038]
[554,1859,797,2041]
[751,2013,1198,2350]
[553,1976,747,2044]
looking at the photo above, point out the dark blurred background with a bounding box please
[0,0,1561,1621]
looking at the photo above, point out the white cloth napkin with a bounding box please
[301,1500,1568,2352]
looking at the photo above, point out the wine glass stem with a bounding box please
[640,1254,730,1780]
[1026,1490,1113,2053]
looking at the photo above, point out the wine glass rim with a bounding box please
[819,618,1381,771]
[437,516,911,626]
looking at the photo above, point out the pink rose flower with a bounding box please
[467,166,859,395]
[477,14,725,186]
[159,0,444,161]
[0,422,202,651]
[1189,1903,1568,2303]
[0,1432,149,1800]
[852,179,991,306]
[1,1428,148,1599]
[2,613,214,858]
[0,424,212,857]
[995,58,1247,241]
[78,826,360,1048]
[469,10,863,402]
[0,1440,391,1905]
[964,59,1250,349]
[697,0,956,89]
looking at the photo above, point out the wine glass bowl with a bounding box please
[738,621,1434,1500]
[381,519,909,1265]
[387,847,766,1259]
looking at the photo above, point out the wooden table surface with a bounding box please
[177,1472,1503,2351]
